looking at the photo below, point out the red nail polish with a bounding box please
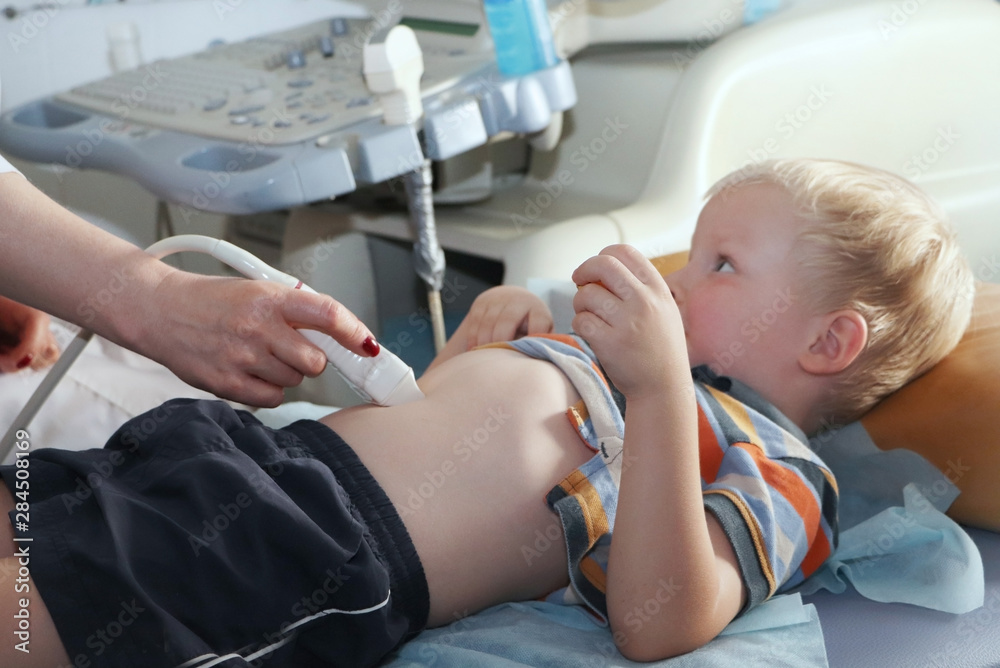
[362,336,380,357]
[16,354,33,369]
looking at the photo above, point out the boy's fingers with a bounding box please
[573,251,647,301]
[598,244,662,285]
[571,309,611,343]
[491,307,518,343]
[475,302,506,347]
[572,283,620,327]
[527,308,553,335]
[462,303,485,342]
[571,254,613,288]
[501,306,530,342]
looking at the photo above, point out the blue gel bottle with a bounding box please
[483,0,558,76]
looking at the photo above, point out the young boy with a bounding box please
[0,158,973,667]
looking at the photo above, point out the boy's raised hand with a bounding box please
[462,285,554,349]
[571,245,688,397]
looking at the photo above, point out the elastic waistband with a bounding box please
[282,418,430,637]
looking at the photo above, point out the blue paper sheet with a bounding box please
[384,595,828,668]
[801,423,985,614]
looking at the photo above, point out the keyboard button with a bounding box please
[229,105,265,115]
[330,18,349,35]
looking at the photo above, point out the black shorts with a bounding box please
[1,399,429,668]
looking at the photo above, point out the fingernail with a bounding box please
[362,336,380,357]
[16,354,33,369]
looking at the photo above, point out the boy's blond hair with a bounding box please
[708,158,974,425]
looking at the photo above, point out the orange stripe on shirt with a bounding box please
[579,555,608,594]
[537,333,583,348]
[735,441,826,566]
[567,402,599,452]
[698,406,725,483]
[705,488,777,594]
[707,387,760,443]
[707,387,834,574]
[534,334,612,392]
[799,524,832,577]
[559,470,611,545]
[797,468,837,576]
[489,335,612,393]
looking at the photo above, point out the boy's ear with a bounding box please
[800,310,868,375]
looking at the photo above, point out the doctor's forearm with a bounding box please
[0,172,175,346]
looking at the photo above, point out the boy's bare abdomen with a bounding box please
[321,348,592,627]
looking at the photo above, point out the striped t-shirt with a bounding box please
[492,334,839,621]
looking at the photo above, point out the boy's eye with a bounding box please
[715,258,735,273]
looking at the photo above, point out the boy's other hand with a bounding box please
[0,296,61,373]
[571,245,688,398]
[463,286,554,349]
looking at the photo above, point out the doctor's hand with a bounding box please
[0,296,61,373]
[571,245,688,398]
[462,285,554,349]
[130,272,376,408]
